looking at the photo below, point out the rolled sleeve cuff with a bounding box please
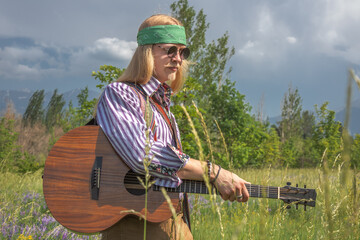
[152,145,190,187]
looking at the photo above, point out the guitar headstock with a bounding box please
[280,182,317,210]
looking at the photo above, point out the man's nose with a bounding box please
[171,50,182,63]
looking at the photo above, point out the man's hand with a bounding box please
[213,167,250,203]
[177,158,250,202]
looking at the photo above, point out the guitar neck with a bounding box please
[153,180,280,199]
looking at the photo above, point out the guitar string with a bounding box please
[98,171,308,196]
[101,174,285,191]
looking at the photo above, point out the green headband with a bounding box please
[137,25,187,46]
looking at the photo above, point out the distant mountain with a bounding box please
[267,98,360,135]
[335,107,360,135]
[0,89,101,116]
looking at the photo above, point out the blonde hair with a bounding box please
[117,14,188,93]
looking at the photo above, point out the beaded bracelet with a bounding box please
[210,165,221,184]
[206,160,212,181]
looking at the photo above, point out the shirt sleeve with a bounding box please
[96,83,189,187]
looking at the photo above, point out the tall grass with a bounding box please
[2,167,358,239]
[189,167,359,239]
[2,70,360,239]
[183,69,360,239]
[0,170,101,239]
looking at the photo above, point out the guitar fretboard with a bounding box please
[153,180,280,199]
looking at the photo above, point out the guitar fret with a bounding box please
[153,180,311,205]
[278,187,280,199]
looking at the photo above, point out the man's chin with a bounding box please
[167,73,176,82]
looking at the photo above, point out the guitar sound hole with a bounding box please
[124,170,146,196]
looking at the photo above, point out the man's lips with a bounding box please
[167,66,178,72]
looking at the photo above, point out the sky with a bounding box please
[1,0,360,117]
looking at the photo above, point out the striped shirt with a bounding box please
[96,76,190,188]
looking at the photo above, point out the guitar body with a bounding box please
[43,126,179,233]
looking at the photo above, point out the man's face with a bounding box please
[152,43,186,83]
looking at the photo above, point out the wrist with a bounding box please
[210,164,221,183]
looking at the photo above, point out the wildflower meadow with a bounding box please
[1,1,360,239]
[1,166,359,239]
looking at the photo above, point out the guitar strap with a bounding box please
[87,82,191,231]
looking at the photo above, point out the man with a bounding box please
[96,14,250,240]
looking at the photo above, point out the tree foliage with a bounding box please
[61,87,98,131]
[278,86,302,142]
[170,0,275,168]
[92,65,125,91]
[5,0,360,174]
[312,102,342,167]
[45,89,65,130]
[22,90,45,127]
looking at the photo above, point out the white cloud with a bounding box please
[0,37,137,81]
[0,46,46,61]
[238,40,264,60]
[257,7,273,34]
[235,5,296,68]
[286,37,297,44]
[0,46,61,80]
[69,38,137,75]
[89,38,137,61]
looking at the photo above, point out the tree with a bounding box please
[22,90,45,126]
[297,110,316,167]
[170,0,278,168]
[301,110,315,139]
[0,116,21,171]
[77,87,98,125]
[45,89,65,130]
[312,102,342,166]
[171,0,234,103]
[61,87,98,130]
[278,86,303,142]
[92,65,125,91]
[170,0,208,64]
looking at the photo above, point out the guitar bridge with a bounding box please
[91,156,103,200]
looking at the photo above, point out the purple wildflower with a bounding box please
[41,215,56,225]
[62,231,68,240]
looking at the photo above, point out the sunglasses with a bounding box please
[157,45,190,60]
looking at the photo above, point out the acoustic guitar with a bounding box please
[43,125,317,233]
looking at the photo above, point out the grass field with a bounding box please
[1,167,359,239]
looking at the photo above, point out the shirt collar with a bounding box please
[141,76,173,107]
[141,77,172,96]
[141,76,161,96]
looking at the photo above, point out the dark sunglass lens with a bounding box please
[181,48,190,60]
[167,46,178,57]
